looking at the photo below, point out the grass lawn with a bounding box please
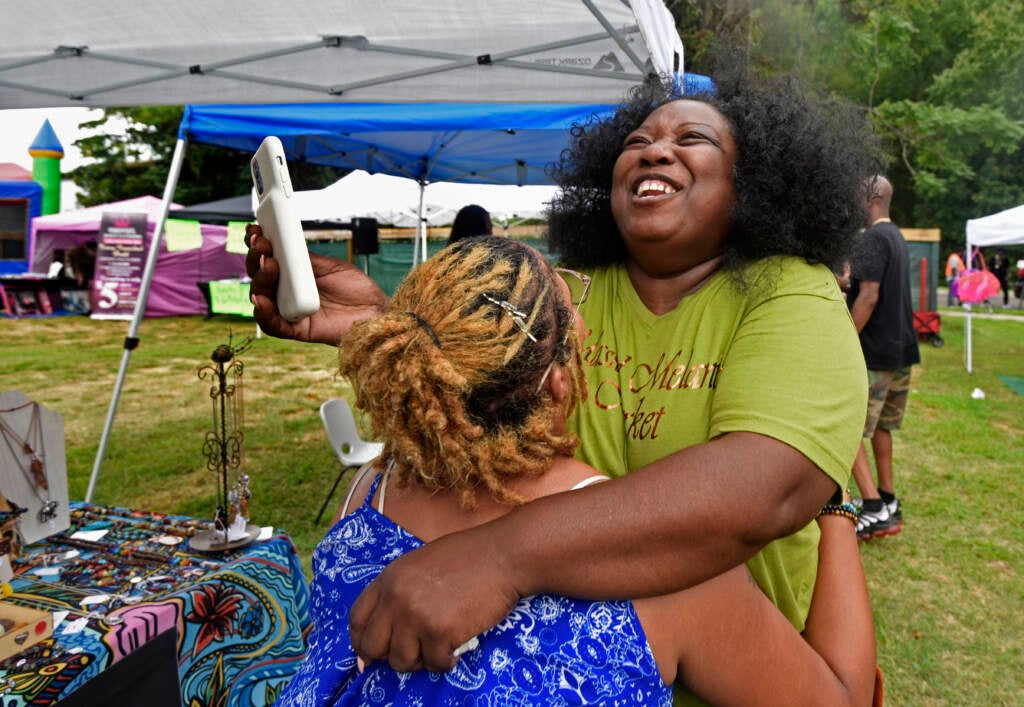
[1,307,1022,704]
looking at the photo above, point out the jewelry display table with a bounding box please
[0,277,88,318]
[0,503,311,706]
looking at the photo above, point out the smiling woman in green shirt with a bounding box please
[245,48,882,699]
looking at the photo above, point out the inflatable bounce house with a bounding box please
[0,120,60,275]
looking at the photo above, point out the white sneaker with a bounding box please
[856,504,901,541]
[885,497,903,525]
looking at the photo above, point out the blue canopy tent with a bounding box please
[179,101,616,262]
[180,102,619,185]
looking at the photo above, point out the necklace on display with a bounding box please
[0,402,58,524]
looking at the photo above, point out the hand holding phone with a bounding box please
[251,136,320,322]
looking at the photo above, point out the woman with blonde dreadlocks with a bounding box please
[275,236,875,707]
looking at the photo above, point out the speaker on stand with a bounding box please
[351,217,379,274]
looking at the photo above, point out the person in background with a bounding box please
[275,235,877,707]
[47,249,66,279]
[246,47,881,693]
[846,175,920,541]
[65,241,97,288]
[447,203,493,243]
[990,249,1009,307]
[945,250,965,305]
[65,246,86,286]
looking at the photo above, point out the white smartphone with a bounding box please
[251,136,320,322]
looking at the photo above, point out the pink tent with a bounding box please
[28,196,246,317]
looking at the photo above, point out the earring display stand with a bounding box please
[189,523,260,553]
[0,392,70,545]
[190,337,256,553]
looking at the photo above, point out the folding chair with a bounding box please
[316,398,384,523]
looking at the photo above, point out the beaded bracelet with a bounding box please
[817,502,859,524]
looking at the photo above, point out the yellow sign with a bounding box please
[164,219,203,252]
[226,221,249,254]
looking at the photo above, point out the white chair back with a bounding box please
[319,398,384,467]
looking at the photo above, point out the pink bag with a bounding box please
[957,249,1000,303]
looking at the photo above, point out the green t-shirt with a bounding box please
[569,256,866,631]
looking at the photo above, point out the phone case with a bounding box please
[251,136,320,322]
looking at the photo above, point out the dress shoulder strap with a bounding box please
[376,458,397,514]
[377,466,391,514]
[570,475,609,490]
[340,461,380,517]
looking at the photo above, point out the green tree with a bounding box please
[669,0,759,64]
[70,106,345,208]
[672,0,1024,257]
[853,0,1024,254]
[920,0,1024,245]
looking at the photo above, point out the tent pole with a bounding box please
[965,307,973,373]
[417,182,427,263]
[85,136,189,502]
[965,238,973,374]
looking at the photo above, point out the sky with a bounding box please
[0,107,101,171]
[0,107,122,210]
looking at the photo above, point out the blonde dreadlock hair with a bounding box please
[338,236,585,508]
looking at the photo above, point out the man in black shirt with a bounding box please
[847,176,921,541]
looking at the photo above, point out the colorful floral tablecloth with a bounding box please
[0,503,311,706]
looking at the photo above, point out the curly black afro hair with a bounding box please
[546,50,884,276]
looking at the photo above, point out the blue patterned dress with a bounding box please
[276,475,671,706]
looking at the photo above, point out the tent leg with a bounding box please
[965,307,973,374]
[85,137,189,502]
[964,239,973,374]
[416,182,427,264]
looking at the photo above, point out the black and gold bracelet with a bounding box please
[817,502,859,524]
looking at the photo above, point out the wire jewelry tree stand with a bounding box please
[191,334,256,551]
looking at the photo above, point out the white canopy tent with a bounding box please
[419,181,559,230]
[294,171,558,229]
[966,204,1024,248]
[0,0,688,499]
[293,172,448,229]
[173,175,559,229]
[963,204,1024,372]
[0,0,681,108]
